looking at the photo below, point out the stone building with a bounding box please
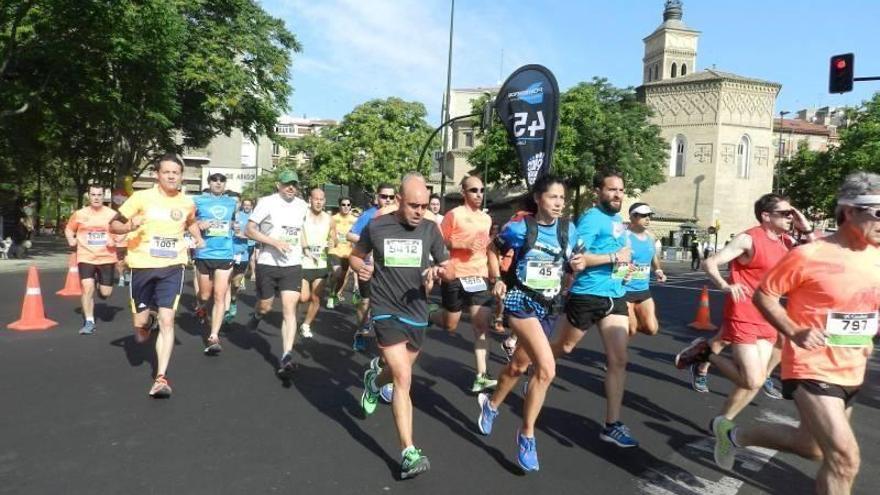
[636,0,781,248]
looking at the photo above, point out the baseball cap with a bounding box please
[208,172,227,182]
[629,202,654,216]
[277,170,299,184]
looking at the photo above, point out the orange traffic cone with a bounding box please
[56,253,82,296]
[7,266,58,331]
[688,285,718,331]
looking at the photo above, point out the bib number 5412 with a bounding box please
[513,111,545,137]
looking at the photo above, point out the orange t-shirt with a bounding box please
[66,206,118,265]
[760,239,880,387]
[440,205,491,278]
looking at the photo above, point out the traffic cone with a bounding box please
[56,253,82,296]
[688,285,718,331]
[7,266,58,331]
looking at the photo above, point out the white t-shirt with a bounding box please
[249,193,308,267]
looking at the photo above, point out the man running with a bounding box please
[65,184,119,335]
[708,172,880,495]
[193,173,237,354]
[110,153,203,398]
[550,170,639,447]
[300,187,336,339]
[227,196,253,321]
[675,194,813,425]
[624,202,667,337]
[352,173,450,480]
[327,197,356,309]
[429,193,443,226]
[432,175,497,392]
[245,170,308,378]
[347,183,396,352]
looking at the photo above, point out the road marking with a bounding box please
[637,410,799,494]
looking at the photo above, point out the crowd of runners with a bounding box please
[62,153,879,491]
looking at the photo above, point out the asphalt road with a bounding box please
[2,266,878,494]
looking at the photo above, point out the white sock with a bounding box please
[401,445,416,458]
[85,317,95,323]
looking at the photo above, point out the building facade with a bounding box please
[271,115,336,168]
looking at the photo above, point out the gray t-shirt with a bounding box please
[356,213,448,324]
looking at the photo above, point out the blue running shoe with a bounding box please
[78,321,96,335]
[691,363,709,393]
[600,422,639,448]
[352,332,367,352]
[516,430,539,472]
[477,393,498,435]
[379,383,394,404]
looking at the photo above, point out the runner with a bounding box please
[352,173,450,479]
[432,175,497,393]
[675,193,814,427]
[707,172,880,495]
[111,193,130,287]
[475,175,581,472]
[623,202,667,337]
[110,153,203,398]
[245,170,308,379]
[327,196,357,309]
[193,173,237,355]
[299,187,336,338]
[346,183,396,352]
[227,196,253,321]
[550,169,640,447]
[429,194,443,226]
[65,184,119,335]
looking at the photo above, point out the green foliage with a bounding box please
[778,92,880,218]
[469,78,668,205]
[282,97,437,190]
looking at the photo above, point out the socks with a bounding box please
[401,445,416,459]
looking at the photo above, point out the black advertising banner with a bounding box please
[494,64,560,188]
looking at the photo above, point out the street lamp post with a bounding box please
[776,110,789,193]
[438,0,455,211]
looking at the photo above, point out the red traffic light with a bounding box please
[835,58,847,70]
[829,53,854,94]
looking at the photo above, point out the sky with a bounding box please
[263,0,880,125]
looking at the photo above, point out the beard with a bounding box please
[600,198,621,213]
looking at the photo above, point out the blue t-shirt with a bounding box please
[570,207,627,298]
[498,217,577,300]
[350,206,378,237]
[623,230,655,293]
[193,193,236,260]
[233,210,251,262]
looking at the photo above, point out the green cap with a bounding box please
[276,169,299,184]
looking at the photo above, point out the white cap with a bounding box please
[629,203,653,216]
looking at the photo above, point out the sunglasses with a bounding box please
[209,177,226,183]
[856,206,880,219]
[769,209,794,218]
[340,203,351,207]
[467,187,485,194]
[378,194,395,200]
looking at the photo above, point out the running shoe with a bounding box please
[427,303,440,313]
[361,368,379,416]
[379,383,394,404]
[117,276,125,288]
[691,363,709,393]
[276,352,295,379]
[326,295,335,309]
[516,430,539,472]
[477,393,498,435]
[712,415,736,470]
[674,337,711,369]
[400,447,430,479]
[352,332,367,352]
[600,422,639,448]
[369,356,382,372]
[148,375,172,399]
[195,306,207,325]
[247,313,262,331]
[470,373,498,393]
[762,378,783,400]
[204,335,222,355]
[79,321,96,336]
[300,323,313,339]
[501,337,516,362]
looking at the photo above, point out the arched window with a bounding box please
[670,134,686,177]
[671,62,677,78]
[736,135,751,178]
[681,63,687,76]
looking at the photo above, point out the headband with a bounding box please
[838,194,880,206]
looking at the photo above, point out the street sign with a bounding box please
[707,226,717,235]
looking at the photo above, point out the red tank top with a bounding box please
[723,226,794,324]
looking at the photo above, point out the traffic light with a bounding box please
[829,53,854,93]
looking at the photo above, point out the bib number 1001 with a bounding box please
[513,111,545,138]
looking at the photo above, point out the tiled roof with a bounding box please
[641,69,780,88]
[773,118,835,137]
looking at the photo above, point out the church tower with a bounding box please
[642,0,699,83]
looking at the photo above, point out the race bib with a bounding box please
[825,311,878,347]
[384,239,422,267]
[630,264,651,281]
[150,236,179,258]
[524,260,562,290]
[206,220,231,237]
[611,262,630,280]
[86,230,108,246]
[277,226,301,245]
[337,231,348,244]
[307,245,327,260]
[234,253,242,263]
[460,276,487,293]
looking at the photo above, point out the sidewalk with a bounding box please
[0,235,72,273]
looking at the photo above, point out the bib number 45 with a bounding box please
[513,111,545,138]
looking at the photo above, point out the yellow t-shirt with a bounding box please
[329,212,358,258]
[118,186,195,269]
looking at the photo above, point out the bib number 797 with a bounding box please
[513,111,545,138]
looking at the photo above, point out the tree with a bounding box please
[284,98,437,190]
[469,78,668,212]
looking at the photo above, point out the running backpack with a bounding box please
[498,214,570,304]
